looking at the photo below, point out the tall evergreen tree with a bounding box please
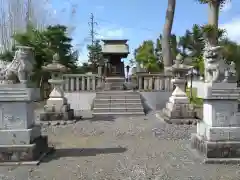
[87,40,104,72]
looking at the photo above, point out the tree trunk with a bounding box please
[208,1,220,46]
[162,0,176,69]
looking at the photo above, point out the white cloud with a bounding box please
[97,28,125,39]
[220,18,240,43]
[221,0,232,12]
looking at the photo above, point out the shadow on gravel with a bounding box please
[42,147,127,163]
[79,115,116,122]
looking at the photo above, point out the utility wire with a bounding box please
[95,17,156,32]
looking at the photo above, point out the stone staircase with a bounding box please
[93,91,145,115]
[105,77,125,90]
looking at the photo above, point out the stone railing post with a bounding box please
[70,77,74,91]
[136,73,172,91]
[63,74,100,91]
[154,76,160,90]
[164,76,170,91]
[138,76,143,90]
[76,77,80,91]
[81,76,85,90]
[92,76,96,90]
[143,77,148,90]
[87,76,90,90]
[148,77,153,90]
[64,77,69,92]
[97,76,102,89]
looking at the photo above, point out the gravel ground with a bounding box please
[0,112,239,180]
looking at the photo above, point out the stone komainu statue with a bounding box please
[0,46,36,84]
[203,39,222,83]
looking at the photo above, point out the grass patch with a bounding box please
[186,87,203,107]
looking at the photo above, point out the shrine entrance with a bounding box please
[101,39,129,90]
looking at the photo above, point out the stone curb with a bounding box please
[155,111,198,125]
[40,119,79,127]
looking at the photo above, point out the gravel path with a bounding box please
[0,113,240,180]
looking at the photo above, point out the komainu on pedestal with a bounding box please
[0,46,51,165]
[190,39,240,163]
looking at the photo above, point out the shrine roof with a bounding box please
[101,39,128,44]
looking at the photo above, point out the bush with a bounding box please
[186,87,203,107]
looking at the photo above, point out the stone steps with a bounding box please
[94,107,144,113]
[94,103,143,108]
[93,91,145,116]
[93,112,144,116]
[94,99,142,104]
[96,95,140,99]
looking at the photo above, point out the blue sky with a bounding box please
[49,0,240,65]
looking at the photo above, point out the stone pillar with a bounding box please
[144,77,148,90]
[98,65,102,76]
[138,76,143,90]
[191,82,240,161]
[154,76,160,90]
[81,76,85,90]
[76,77,80,91]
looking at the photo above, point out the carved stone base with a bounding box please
[39,109,74,121]
[158,110,197,125]
[161,100,198,124]
[0,136,51,164]
[191,133,240,159]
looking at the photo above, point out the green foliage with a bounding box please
[196,0,230,8]
[192,55,204,76]
[179,24,205,58]
[12,24,78,70]
[135,40,163,72]
[0,49,15,62]
[155,34,179,60]
[186,87,203,106]
[0,24,79,87]
[177,24,226,73]
[76,62,92,74]
[201,24,226,40]
[87,40,104,72]
[220,38,240,79]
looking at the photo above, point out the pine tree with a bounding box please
[87,39,104,72]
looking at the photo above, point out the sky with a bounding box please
[47,0,240,65]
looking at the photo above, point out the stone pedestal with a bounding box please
[40,79,74,121]
[191,82,240,162]
[0,84,49,164]
[161,78,197,124]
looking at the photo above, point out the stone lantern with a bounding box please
[40,53,74,121]
[160,54,197,124]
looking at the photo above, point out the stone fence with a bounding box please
[61,73,173,92]
[63,74,103,92]
[135,73,173,92]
